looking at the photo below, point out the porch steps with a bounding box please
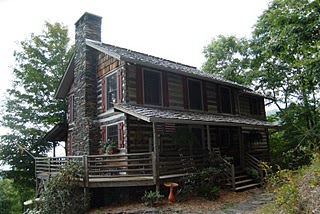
[235,183,261,191]
[227,169,261,191]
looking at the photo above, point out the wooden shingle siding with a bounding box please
[167,73,184,110]
[97,53,122,77]
[126,64,137,104]
[207,83,218,113]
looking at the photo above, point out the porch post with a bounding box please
[152,122,160,191]
[206,125,211,155]
[83,155,90,210]
[238,127,244,167]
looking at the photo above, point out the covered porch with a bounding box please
[39,104,276,191]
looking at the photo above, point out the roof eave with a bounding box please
[55,54,75,99]
[114,104,279,128]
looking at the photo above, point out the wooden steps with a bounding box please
[227,168,261,191]
[235,183,261,191]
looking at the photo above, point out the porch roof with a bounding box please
[43,123,68,142]
[114,104,278,128]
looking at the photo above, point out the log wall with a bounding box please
[167,73,184,109]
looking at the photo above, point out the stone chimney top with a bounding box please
[75,12,102,42]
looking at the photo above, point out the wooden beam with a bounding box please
[152,122,160,191]
[206,125,211,155]
[83,155,89,188]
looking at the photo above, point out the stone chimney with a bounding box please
[73,12,102,155]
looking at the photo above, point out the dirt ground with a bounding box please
[88,189,257,213]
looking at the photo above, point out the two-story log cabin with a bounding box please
[39,12,276,198]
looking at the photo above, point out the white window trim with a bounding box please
[104,70,118,111]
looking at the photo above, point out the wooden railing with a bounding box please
[35,153,154,186]
[86,152,153,178]
[159,149,209,176]
[244,152,263,180]
[217,155,235,191]
[35,156,83,178]
[212,148,235,190]
[35,151,211,188]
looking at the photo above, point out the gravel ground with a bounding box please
[88,188,274,214]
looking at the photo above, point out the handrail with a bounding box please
[213,153,235,191]
[244,152,263,179]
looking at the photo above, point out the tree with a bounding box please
[0,179,21,213]
[202,35,251,85]
[251,0,320,161]
[202,0,320,168]
[0,21,72,206]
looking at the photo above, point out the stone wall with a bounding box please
[72,13,102,155]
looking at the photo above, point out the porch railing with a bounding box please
[35,156,83,178]
[86,152,153,178]
[244,152,264,180]
[159,149,209,176]
[35,151,211,188]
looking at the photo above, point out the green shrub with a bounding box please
[177,167,222,200]
[26,161,87,214]
[141,190,164,206]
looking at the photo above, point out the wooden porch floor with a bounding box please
[36,171,188,188]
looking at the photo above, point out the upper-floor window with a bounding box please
[188,79,202,110]
[143,69,162,106]
[106,72,118,110]
[220,87,232,114]
[250,97,261,115]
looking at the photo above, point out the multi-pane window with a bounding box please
[220,87,232,114]
[143,69,162,105]
[188,79,202,110]
[106,73,118,109]
[107,125,118,145]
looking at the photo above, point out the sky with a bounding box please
[0,0,271,160]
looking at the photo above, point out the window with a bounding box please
[250,97,261,115]
[106,73,118,109]
[143,69,162,105]
[107,125,118,145]
[188,79,202,110]
[220,87,232,114]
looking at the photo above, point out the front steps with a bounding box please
[227,168,261,191]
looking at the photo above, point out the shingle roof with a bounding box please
[114,104,277,128]
[86,39,250,90]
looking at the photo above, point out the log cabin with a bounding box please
[38,12,277,202]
